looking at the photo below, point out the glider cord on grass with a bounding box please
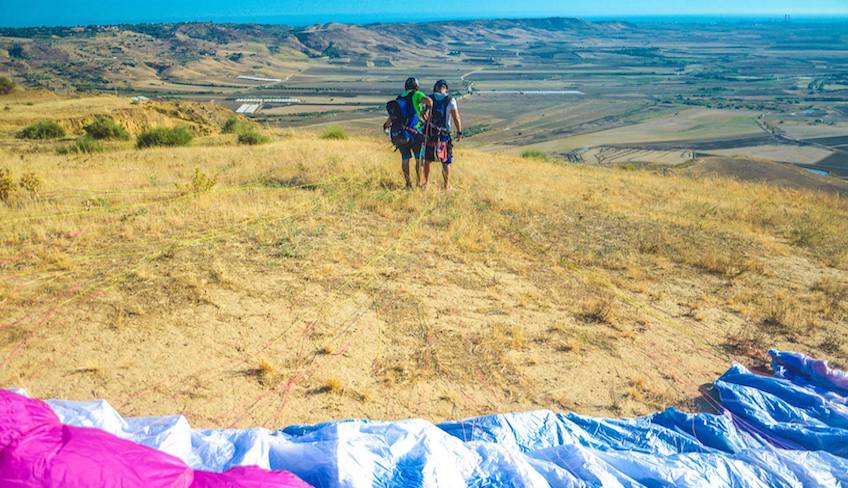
[0,176,310,226]
[249,216,531,434]
[0,180,331,286]
[218,193,442,425]
[1,185,329,377]
[221,188,696,432]
[213,191,442,427]
[0,202,309,330]
[502,214,721,422]
[116,177,427,412]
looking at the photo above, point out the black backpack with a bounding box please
[386,92,421,150]
[429,95,452,133]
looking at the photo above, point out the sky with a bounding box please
[1,0,847,27]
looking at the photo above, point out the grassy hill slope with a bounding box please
[1,94,846,427]
[676,156,848,195]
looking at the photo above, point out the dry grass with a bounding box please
[321,376,344,394]
[0,93,847,427]
[578,298,617,325]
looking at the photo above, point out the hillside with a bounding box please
[1,93,846,428]
[675,156,848,195]
[0,18,630,92]
[0,90,241,141]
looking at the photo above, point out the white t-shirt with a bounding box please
[433,94,459,131]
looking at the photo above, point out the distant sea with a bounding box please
[3,13,847,29]
[195,14,848,27]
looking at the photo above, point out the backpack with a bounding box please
[427,95,452,163]
[429,95,452,133]
[386,92,421,150]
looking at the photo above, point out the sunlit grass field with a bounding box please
[1,93,846,428]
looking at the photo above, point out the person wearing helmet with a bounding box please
[383,77,432,189]
[422,79,462,191]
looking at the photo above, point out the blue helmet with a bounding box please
[434,79,449,92]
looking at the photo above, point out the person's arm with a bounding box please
[451,104,463,141]
[418,95,433,123]
[383,116,392,130]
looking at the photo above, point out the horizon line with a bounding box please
[2,12,848,29]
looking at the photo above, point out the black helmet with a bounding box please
[404,77,419,90]
[434,79,449,92]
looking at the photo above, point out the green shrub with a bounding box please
[136,126,193,149]
[177,168,216,194]
[83,116,129,140]
[222,116,244,134]
[17,120,66,140]
[56,136,104,155]
[320,126,348,140]
[237,127,270,145]
[521,149,549,161]
[0,76,14,95]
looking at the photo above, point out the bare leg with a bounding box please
[414,157,422,187]
[402,158,413,189]
[442,163,451,191]
[422,160,432,188]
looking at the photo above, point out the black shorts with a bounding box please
[399,142,423,160]
[424,134,453,164]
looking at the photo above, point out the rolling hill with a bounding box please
[0,18,631,91]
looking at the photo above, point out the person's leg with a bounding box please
[413,141,424,187]
[442,137,453,191]
[401,158,413,188]
[422,138,436,188]
[400,146,414,189]
[422,160,432,188]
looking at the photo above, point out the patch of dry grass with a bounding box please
[321,376,344,394]
[578,298,617,325]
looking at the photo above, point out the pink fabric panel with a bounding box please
[0,391,311,488]
[191,466,313,488]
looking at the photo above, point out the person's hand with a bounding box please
[456,131,463,143]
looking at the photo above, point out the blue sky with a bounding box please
[2,0,847,27]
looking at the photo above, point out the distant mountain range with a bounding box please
[0,18,632,91]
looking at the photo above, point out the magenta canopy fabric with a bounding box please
[0,390,311,488]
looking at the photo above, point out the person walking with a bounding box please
[422,79,462,191]
[384,77,432,189]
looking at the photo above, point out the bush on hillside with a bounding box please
[521,149,549,161]
[237,127,270,145]
[18,172,42,195]
[222,116,245,134]
[0,168,15,204]
[17,120,65,140]
[320,127,348,140]
[57,136,104,155]
[0,76,14,95]
[136,126,193,149]
[0,168,41,204]
[83,116,130,140]
[176,168,216,195]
